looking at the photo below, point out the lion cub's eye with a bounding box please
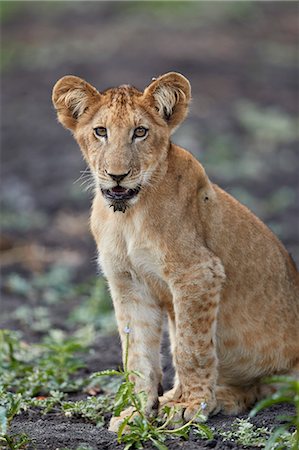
[94,127,107,138]
[133,127,148,139]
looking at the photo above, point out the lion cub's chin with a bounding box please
[108,199,130,213]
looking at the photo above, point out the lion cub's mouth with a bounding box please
[101,185,141,201]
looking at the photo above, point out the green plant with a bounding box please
[0,393,23,426]
[219,418,270,447]
[61,396,113,427]
[0,432,30,450]
[5,271,114,332]
[27,392,113,427]
[0,401,30,450]
[70,277,115,331]
[250,376,299,450]
[27,390,65,414]
[91,328,213,450]
[0,329,95,449]
[5,265,74,305]
[0,208,47,232]
[236,100,298,145]
[0,329,88,398]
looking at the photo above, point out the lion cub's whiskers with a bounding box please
[74,167,95,192]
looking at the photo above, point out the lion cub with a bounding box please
[52,72,299,430]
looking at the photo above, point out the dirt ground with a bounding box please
[1,2,298,449]
[9,333,295,450]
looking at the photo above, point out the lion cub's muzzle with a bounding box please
[100,169,141,212]
[101,185,141,213]
[101,185,141,201]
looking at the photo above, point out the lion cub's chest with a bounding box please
[126,235,164,281]
[118,217,165,282]
[100,215,169,300]
[126,238,171,308]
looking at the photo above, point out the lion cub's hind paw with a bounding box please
[214,384,267,416]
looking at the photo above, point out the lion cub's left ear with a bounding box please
[143,72,191,131]
[52,75,101,131]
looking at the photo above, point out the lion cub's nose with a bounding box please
[106,170,131,183]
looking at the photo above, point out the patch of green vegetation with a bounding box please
[202,134,238,168]
[0,209,48,232]
[258,42,297,67]
[201,130,271,183]
[250,376,299,450]
[123,1,256,24]
[0,328,108,447]
[61,396,113,427]
[219,416,294,449]
[6,265,74,305]
[0,1,25,23]
[92,330,213,450]
[13,305,52,333]
[0,343,32,448]
[0,42,21,73]
[0,429,30,450]
[0,327,210,449]
[27,392,113,428]
[4,330,296,450]
[0,329,89,398]
[265,187,296,215]
[5,269,114,332]
[228,187,262,215]
[228,186,296,220]
[219,418,270,447]
[70,277,115,332]
[236,100,298,145]
[0,0,73,24]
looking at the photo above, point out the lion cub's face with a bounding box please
[52,73,191,212]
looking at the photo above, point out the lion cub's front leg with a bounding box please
[107,271,164,432]
[161,257,225,421]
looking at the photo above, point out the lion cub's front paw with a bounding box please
[108,406,136,433]
[159,388,216,425]
[159,399,211,426]
[109,396,159,433]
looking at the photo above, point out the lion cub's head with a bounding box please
[52,72,191,212]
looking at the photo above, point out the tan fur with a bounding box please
[52,72,299,429]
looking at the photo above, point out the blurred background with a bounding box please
[1,1,298,339]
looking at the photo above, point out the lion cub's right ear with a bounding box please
[52,75,101,130]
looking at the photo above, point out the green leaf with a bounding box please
[150,437,168,450]
[162,405,171,417]
[117,415,132,442]
[263,375,297,385]
[195,423,214,440]
[250,396,292,417]
[129,370,144,379]
[173,427,189,439]
[114,383,132,416]
[123,442,135,450]
[90,370,122,379]
[264,425,288,450]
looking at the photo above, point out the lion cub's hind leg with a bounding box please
[214,383,274,416]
